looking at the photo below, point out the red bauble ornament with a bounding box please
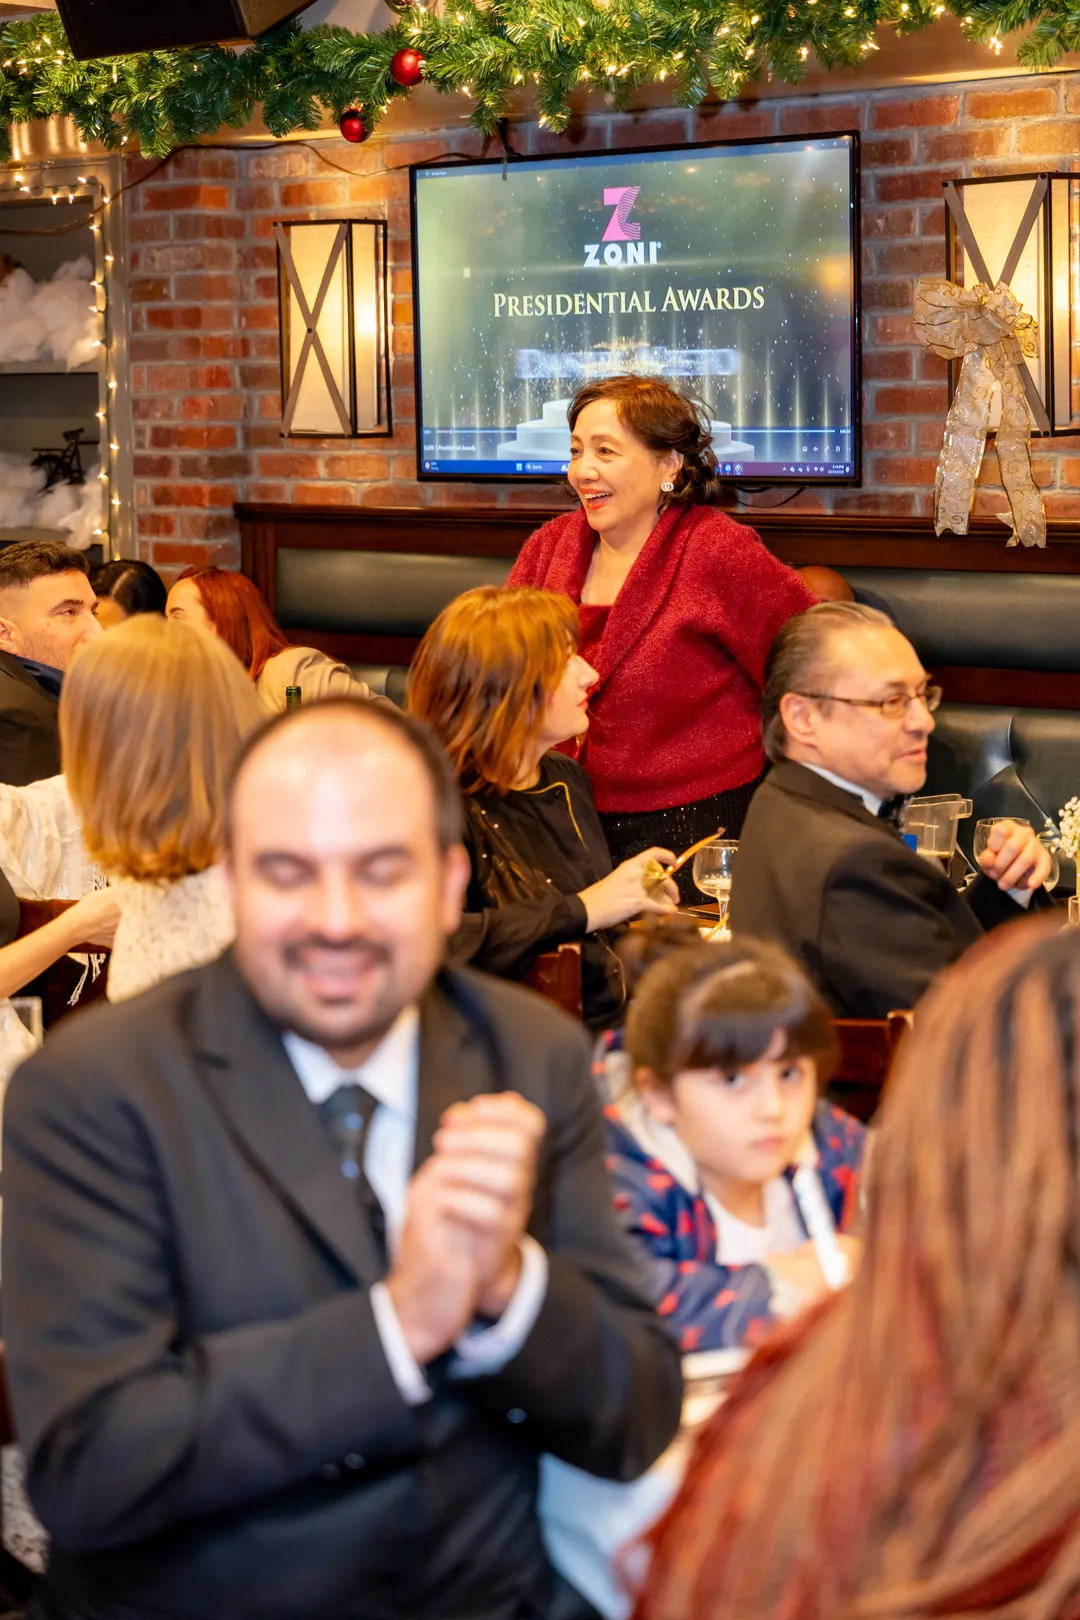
[390,46,426,86]
[338,108,369,143]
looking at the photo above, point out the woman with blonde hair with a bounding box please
[409,584,677,1028]
[61,614,263,1001]
[634,914,1080,1620]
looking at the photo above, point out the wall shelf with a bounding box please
[0,361,100,375]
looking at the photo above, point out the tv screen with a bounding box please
[410,132,860,485]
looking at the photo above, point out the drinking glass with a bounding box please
[1070,896,1080,928]
[692,840,738,940]
[973,817,1058,891]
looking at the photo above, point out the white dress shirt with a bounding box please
[282,1007,549,1406]
[803,762,1033,908]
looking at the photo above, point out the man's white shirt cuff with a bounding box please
[369,1236,549,1406]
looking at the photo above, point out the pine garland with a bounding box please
[0,0,1071,160]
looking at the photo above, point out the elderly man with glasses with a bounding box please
[730,601,1052,1019]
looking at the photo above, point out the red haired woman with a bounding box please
[409,585,677,1029]
[166,567,370,713]
[634,915,1080,1620]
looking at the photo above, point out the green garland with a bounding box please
[0,0,1072,160]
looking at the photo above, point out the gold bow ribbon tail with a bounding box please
[912,279,1045,549]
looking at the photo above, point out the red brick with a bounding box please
[291,484,361,505]
[130,338,172,361]
[147,307,236,332]
[279,180,348,208]
[875,383,948,414]
[861,137,913,169]
[170,336,244,361]
[393,326,415,357]
[240,306,279,332]
[864,421,911,451]
[175,515,239,542]
[919,350,950,381]
[920,129,1007,163]
[877,170,951,202]
[872,455,941,485]
[150,541,237,566]
[832,491,917,515]
[1059,458,1080,486]
[145,363,232,392]
[1043,494,1080,517]
[322,453,392,479]
[875,314,917,345]
[151,425,238,451]
[143,184,232,211]
[872,94,959,130]
[179,395,245,421]
[131,277,170,303]
[862,278,913,310]
[236,184,276,212]
[359,482,430,507]
[177,453,250,479]
[136,512,176,538]
[175,214,245,241]
[1017,120,1080,156]
[876,240,945,275]
[149,482,239,509]
[129,217,173,244]
[778,101,862,136]
[248,150,315,179]
[918,421,946,450]
[691,105,778,141]
[133,454,175,477]
[862,349,913,380]
[173,273,238,302]
[248,482,290,501]
[257,453,323,478]
[967,86,1059,120]
[167,149,241,180]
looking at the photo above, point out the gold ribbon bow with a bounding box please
[913,278,1044,549]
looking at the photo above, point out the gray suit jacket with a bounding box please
[2,954,681,1620]
[730,760,1032,1018]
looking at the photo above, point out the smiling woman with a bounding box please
[507,376,817,883]
[409,585,680,1028]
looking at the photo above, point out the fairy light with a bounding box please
[799,43,809,55]
[989,32,1002,47]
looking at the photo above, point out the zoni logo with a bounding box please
[584,185,661,267]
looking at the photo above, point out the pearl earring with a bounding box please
[660,480,674,493]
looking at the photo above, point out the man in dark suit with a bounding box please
[1,697,682,1620]
[0,538,102,785]
[730,601,1051,1018]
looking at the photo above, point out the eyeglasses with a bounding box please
[795,684,942,721]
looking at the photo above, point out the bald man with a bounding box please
[1,697,681,1620]
[0,538,102,785]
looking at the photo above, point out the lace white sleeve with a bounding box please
[0,775,102,899]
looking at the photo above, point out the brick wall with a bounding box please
[124,72,1080,571]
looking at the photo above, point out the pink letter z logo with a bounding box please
[601,186,641,242]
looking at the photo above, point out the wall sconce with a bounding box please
[945,174,1079,436]
[276,218,391,438]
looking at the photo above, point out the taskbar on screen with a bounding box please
[418,458,855,480]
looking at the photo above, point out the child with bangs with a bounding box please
[606,936,866,1353]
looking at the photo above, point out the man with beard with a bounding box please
[1,697,682,1620]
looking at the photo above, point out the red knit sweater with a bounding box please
[507,503,816,814]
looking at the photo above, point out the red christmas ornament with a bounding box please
[390,46,426,86]
[338,108,369,143]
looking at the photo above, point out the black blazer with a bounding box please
[730,760,1033,1019]
[0,651,60,786]
[1,954,682,1620]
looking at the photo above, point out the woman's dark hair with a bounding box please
[567,374,722,510]
[89,559,167,618]
[627,935,838,1088]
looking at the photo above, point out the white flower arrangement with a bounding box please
[1055,799,1080,862]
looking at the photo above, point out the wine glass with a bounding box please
[973,816,1058,892]
[692,841,738,940]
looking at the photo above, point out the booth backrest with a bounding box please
[839,567,1080,878]
[238,506,1080,857]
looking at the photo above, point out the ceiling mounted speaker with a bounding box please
[54,0,317,59]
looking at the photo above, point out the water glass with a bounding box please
[1069,896,1080,928]
[692,840,738,940]
[972,816,1031,864]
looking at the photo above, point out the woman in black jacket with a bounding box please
[409,585,678,1027]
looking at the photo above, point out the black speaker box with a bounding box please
[55,0,317,59]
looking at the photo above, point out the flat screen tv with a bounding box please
[410,131,860,485]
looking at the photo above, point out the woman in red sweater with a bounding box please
[507,375,816,874]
